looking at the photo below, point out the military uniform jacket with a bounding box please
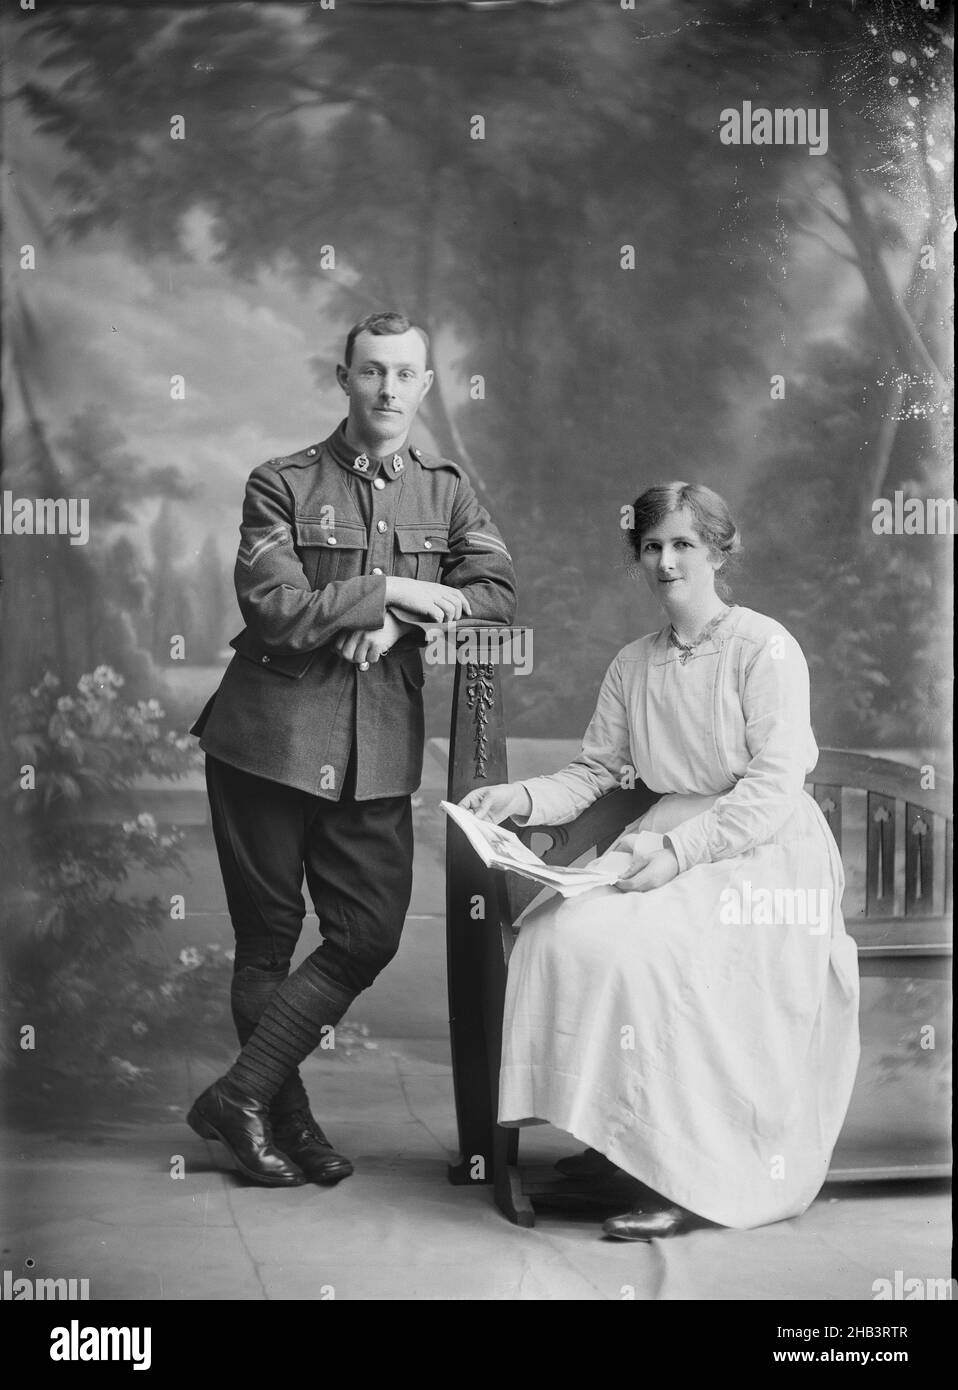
[191,424,517,800]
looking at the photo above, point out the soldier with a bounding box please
[187,311,517,1186]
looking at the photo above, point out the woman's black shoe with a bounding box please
[554,1147,622,1180]
[602,1203,699,1241]
[187,1079,307,1187]
[272,1109,354,1185]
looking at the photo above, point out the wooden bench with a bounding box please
[443,628,953,1225]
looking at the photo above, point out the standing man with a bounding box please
[188,311,516,1186]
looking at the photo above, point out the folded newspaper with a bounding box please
[441,800,662,898]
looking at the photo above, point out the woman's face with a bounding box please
[637,507,722,603]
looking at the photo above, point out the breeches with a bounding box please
[205,749,414,998]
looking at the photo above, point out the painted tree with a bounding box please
[3,0,950,737]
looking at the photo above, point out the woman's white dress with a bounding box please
[499,606,860,1230]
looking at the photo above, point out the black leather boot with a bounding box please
[271,1109,354,1185]
[188,1078,307,1187]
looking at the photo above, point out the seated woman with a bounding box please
[460,483,860,1240]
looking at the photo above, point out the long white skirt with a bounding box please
[498,791,861,1229]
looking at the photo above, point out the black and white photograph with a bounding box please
[0,0,953,1337]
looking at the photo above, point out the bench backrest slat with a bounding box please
[904,801,935,916]
[866,791,897,916]
[812,783,843,854]
[946,821,954,917]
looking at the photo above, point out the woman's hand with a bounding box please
[615,844,680,893]
[459,783,532,824]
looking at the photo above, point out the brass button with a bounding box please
[306,448,317,457]
[424,540,432,549]
[377,520,388,533]
[261,655,271,664]
[327,536,337,545]
[373,478,386,490]
[372,567,383,575]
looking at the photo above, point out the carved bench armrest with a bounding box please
[514,785,663,860]
[500,785,663,923]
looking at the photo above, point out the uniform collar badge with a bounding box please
[353,454,370,472]
[392,453,405,473]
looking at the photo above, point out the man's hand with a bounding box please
[615,844,680,893]
[335,611,411,667]
[459,782,532,824]
[385,576,473,622]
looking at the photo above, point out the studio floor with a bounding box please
[1,740,951,1301]
[1,1034,951,1302]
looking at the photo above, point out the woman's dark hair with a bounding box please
[626,482,742,594]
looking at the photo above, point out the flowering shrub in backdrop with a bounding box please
[0,667,223,1091]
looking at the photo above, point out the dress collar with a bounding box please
[653,605,740,666]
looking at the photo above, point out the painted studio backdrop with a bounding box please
[0,0,953,1297]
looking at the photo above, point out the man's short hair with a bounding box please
[344,312,430,367]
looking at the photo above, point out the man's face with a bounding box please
[337,329,433,447]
